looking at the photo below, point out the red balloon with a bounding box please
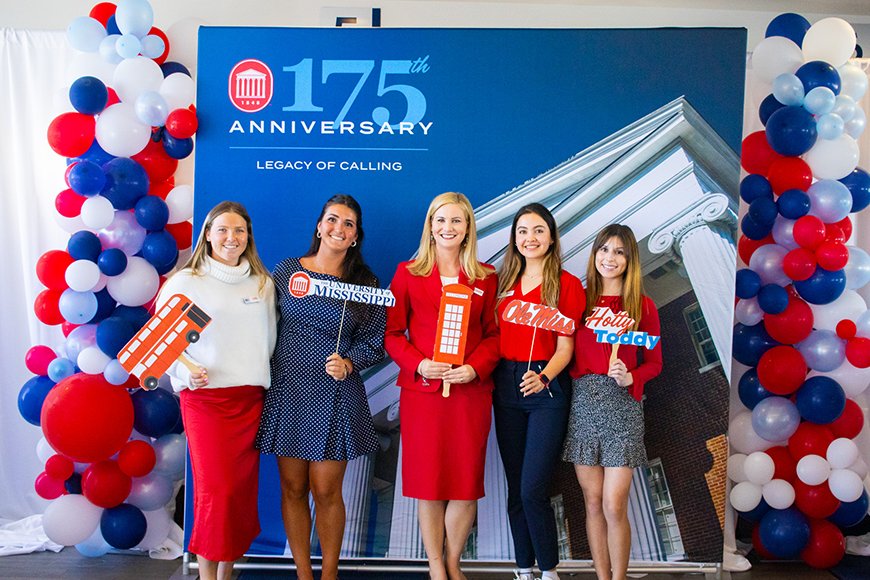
[34,472,65,500]
[815,240,849,271]
[150,180,174,200]
[793,215,827,250]
[742,130,784,175]
[794,480,841,519]
[757,346,807,395]
[106,88,120,107]
[40,374,134,464]
[64,163,76,187]
[89,2,116,26]
[132,139,178,184]
[738,234,775,266]
[835,217,852,243]
[824,224,846,243]
[82,460,132,508]
[752,524,778,560]
[763,295,814,344]
[788,423,834,460]
[800,518,845,569]
[846,337,870,368]
[765,445,797,483]
[47,112,96,158]
[165,108,198,139]
[36,250,74,291]
[34,289,64,326]
[828,399,864,439]
[44,454,75,481]
[836,319,857,340]
[165,220,193,250]
[148,26,170,64]
[767,157,813,195]
[782,248,817,281]
[55,188,87,218]
[118,440,156,478]
[25,345,57,375]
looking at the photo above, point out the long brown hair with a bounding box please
[304,194,376,287]
[497,203,562,308]
[407,192,490,282]
[585,224,644,328]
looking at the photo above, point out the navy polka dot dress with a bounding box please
[256,257,384,461]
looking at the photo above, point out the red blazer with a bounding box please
[385,260,501,393]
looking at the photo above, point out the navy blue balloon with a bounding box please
[765,106,818,157]
[169,407,185,434]
[759,508,810,558]
[67,160,106,197]
[131,388,181,438]
[793,266,847,305]
[67,230,102,263]
[740,174,774,204]
[101,504,147,550]
[736,269,763,300]
[69,76,108,116]
[96,317,136,358]
[738,367,777,410]
[796,61,841,95]
[749,196,778,226]
[64,472,82,495]
[97,248,128,277]
[87,288,118,325]
[765,13,811,46]
[67,139,115,168]
[839,168,870,213]
[757,284,789,315]
[112,305,151,332]
[776,188,811,219]
[106,14,120,35]
[101,158,150,211]
[17,376,55,426]
[740,213,773,241]
[828,490,869,528]
[759,94,786,126]
[162,132,194,160]
[134,195,170,231]
[154,250,179,276]
[733,323,780,367]
[142,230,178,269]
[160,61,191,77]
[737,497,772,523]
[795,375,846,424]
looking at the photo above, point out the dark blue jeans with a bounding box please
[493,359,569,571]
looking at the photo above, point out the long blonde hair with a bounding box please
[182,201,272,295]
[407,192,490,282]
[497,203,562,308]
[585,224,644,328]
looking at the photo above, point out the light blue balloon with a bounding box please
[771,214,799,251]
[139,35,165,59]
[127,472,174,511]
[857,309,870,339]
[134,91,169,127]
[845,106,866,139]
[58,289,98,325]
[833,95,857,123]
[115,0,154,38]
[152,434,186,476]
[103,359,130,386]
[797,329,846,372]
[64,324,98,362]
[773,73,805,106]
[99,35,123,65]
[66,16,107,53]
[803,86,836,116]
[751,396,801,441]
[807,179,853,223]
[75,525,110,558]
[115,34,141,60]
[816,113,844,140]
[844,246,870,291]
[47,357,76,382]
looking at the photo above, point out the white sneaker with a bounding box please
[514,570,537,580]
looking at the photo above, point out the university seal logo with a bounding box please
[228,59,273,113]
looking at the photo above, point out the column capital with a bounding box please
[648,193,733,256]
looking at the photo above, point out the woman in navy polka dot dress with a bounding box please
[256,194,385,580]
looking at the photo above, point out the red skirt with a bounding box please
[400,386,492,500]
[180,385,264,561]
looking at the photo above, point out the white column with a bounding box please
[476,412,514,560]
[388,438,425,558]
[341,454,374,557]
[649,193,736,378]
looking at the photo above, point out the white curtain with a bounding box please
[0,29,76,520]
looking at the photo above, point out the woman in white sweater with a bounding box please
[158,201,276,580]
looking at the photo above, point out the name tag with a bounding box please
[498,290,514,299]
[243,296,260,304]
[473,287,484,297]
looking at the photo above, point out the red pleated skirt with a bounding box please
[180,385,265,561]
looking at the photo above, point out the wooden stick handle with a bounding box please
[178,353,201,376]
[442,381,451,398]
[609,344,620,366]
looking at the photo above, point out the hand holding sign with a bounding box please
[433,284,473,397]
[584,306,660,384]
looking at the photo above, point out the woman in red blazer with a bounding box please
[385,192,500,580]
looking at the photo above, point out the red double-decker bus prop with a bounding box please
[433,283,473,397]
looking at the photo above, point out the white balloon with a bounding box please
[42,495,103,546]
[849,458,869,479]
[165,185,194,224]
[802,17,857,68]
[81,196,115,230]
[54,212,91,235]
[77,346,111,375]
[828,468,865,502]
[166,17,207,77]
[808,290,867,332]
[803,134,860,180]
[838,63,869,101]
[113,56,164,105]
[827,438,859,469]
[66,51,117,88]
[796,454,831,485]
[762,479,795,510]
[106,256,159,307]
[727,453,748,483]
[729,411,782,454]
[750,36,804,84]
[65,260,102,292]
[159,73,195,112]
[136,508,172,551]
[744,451,776,485]
[95,103,151,157]
[37,437,56,463]
[730,481,763,512]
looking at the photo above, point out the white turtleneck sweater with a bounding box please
[157,255,277,391]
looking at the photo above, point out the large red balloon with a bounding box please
[742,131,784,175]
[763,295,814,345]
[828,399,864,440]
[118,440,156,478]
[767,157,813,195]
[36,250,74,291]
[845,337,870,368]
[794,480,840,519]
[738,234,775,266]
[34,289,64,326]
[788,423,834,460]
[782,248,817,282]
[47,113,95,158]
[40,374,134,464]
[766,445,797,483]
[800,518,845,569]
[757,346,807,395]
[132,138,178,185]
[815,240,849,271]
[793,215,826,250]
[82,460,132,508]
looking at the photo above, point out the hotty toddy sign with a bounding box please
[585,306,660,350]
